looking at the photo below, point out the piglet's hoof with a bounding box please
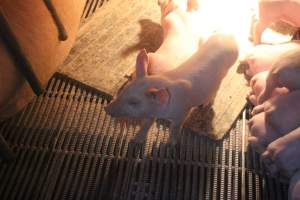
[251,104,265,116]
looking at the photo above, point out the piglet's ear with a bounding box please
[135,49,149,79]
[146,87,170,105]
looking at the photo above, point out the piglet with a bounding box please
[115,0,203,125]
[248,91,300,153]
[247,111,280,153]
[289,169,300,200]
[147,0,204,75]
[252,0,300,44]
[247,71,288,106]
[261,126,300,179]
[240,42,300,78]
[258,48,300,104]
[187,0,199,11]
[105,33,238,144]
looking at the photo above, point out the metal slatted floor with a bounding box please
[81,0,109,22]
[0,73,288,200]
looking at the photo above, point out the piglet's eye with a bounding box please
[147,92,157,99]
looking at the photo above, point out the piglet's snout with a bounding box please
[104,103,115,116]
[104,100,123,117]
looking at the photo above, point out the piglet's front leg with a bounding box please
[133,118,155,144]
[169,109,190,145]
[247,111,279,153]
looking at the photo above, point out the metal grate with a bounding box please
[81,0,109,21]
[0,73,288,199]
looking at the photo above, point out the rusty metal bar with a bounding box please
[0,10,44,96]
[43,0,68,41]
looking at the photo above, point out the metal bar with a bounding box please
[0,134,14,160]
[0,149,27,199]
[0,75,292,199]
[241,110,247,200]
[0,10,43,95]
[43,0,68,41]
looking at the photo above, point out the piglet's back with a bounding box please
[164,32,239,106]
[166,32,239,81]
[201,33,239,70]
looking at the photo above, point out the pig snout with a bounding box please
[104,101,119,117]
[105,99,129,118]
[104,103,114,116]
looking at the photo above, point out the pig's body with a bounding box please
[105,33,238,144]
[163,34,238,106]
[261,126,300,178]
[187,0,199,11]
[241,42,300,78]
[290,169,300,200]
[253,0,300,44]
[247,71,288,105]
[258,48,300,104]
[147,0,203,75]
[248,91,300,153]
[248,111,279,153]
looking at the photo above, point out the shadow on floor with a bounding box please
[121,19,163,57]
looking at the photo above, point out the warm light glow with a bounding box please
[184,0,292,61]
[189,0,258,59]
